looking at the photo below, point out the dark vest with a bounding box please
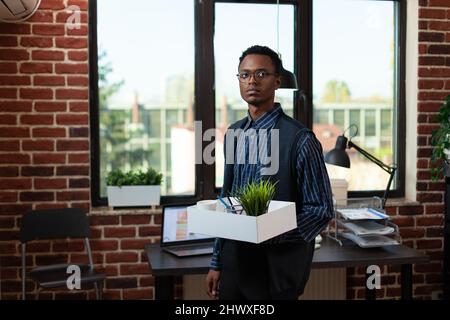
[221,109,311,244]
[219,109,316,297]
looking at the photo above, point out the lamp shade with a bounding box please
[324,135,351,168]
[279,66,298,89]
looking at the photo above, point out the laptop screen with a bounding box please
[161,205,214,245]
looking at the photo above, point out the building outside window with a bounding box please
[313,0,401,193]
[90,0,405,205]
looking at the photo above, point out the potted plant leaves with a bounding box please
[430,94,450,181]
[106,168,163,207]
[232,179,277,216]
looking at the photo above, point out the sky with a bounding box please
[313,0,394,102]
[97,0,395,106]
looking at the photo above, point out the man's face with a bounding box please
[238,54,281,106]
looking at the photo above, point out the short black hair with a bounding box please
[238,45,282,74]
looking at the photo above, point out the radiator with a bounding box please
[183,268,346,300]
[300,268,346,300]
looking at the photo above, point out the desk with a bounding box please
[145,238,429,300]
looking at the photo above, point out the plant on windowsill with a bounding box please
[106,168,163,207]
[430,94,450,181]
[232,180,277,216]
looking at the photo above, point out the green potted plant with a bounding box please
[430,94,450,181]
[106,168,163,207]
[232,179,277,216]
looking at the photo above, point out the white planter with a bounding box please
[107,185,161,207]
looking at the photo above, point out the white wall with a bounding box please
[405,0,419,202]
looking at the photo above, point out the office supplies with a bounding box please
[327,196,401,247]
[217,196,244,214]
[337,207,389,220]
[340,233,400,248]
[217,196,231,209]
[340,220,395,236]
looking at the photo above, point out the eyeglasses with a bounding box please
[236,70,277,82]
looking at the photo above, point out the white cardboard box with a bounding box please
[187,200,297,244]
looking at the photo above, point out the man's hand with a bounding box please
[206,269,220,299]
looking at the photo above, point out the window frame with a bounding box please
[89,0,406,207]
[327,0,406,199]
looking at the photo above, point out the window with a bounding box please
[349,110,361,137]
[90,0,405,206]
[92,0,195,201]
[312,0,405,196]
[333,110,345,131]
[214,2,295,188]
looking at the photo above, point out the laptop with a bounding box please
[160,204,214,257]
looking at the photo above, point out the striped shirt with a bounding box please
[231,104,282,193]
[210,104,333,271]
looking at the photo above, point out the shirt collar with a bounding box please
[245,103,283,129]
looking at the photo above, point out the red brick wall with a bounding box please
[413,0,450,298]
[0,0,447,300]
[0,0,163,300]
[346,0,449,300]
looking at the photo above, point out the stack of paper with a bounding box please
[337,207,389,220]
[341,233,400,248]
[340,220,395,236]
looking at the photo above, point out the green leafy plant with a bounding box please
[232,180,277,217]
[430,94,450,181]
[106,168,163,187]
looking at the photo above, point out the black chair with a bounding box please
[19,208,106,300]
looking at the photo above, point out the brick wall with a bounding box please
[346,0,449,300]
[0,0,447,300]
[0,0,162,300]
[81,210,164,300]
[413,0,450,298]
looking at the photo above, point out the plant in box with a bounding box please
[232,179,277,216]
[188,179,296,243]
[106,168,163,207]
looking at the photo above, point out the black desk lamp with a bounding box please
[324,125,397,209]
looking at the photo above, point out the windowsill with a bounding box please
[382,197,419,207]
[90,206,162,216]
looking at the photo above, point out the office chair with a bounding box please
[19,208,106,300]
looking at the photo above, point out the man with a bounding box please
[205,45,333,300]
